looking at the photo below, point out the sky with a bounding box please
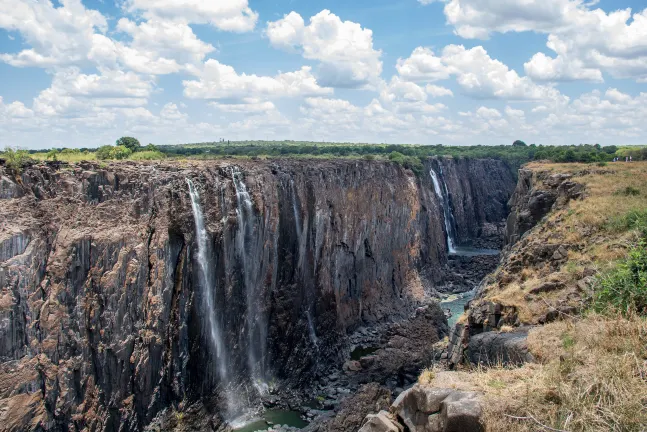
[0,0,647,149]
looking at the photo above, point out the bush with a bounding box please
[95,145,114,160]
[129,150,166,160]
[614,186,641,196]
[111,145,132,160]
[2,148,30,172]
[96,145,133,160]
[594,240,647,315]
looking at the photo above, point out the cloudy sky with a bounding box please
[1,0,646,149]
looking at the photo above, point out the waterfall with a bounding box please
[186,179,232,388]
[429,167,457,254]
[231,169,267,391]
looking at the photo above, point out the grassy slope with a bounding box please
[422,162,647,431]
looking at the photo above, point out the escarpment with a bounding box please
[448,168,588,367]
[0,157,515,431]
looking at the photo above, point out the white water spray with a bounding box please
[186,178,232,387]
[231,169,267,388]
[429,168,457,254]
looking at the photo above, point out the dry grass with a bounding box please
[477,162,647,325]
[427,314,647,432]
[428,163,647,431]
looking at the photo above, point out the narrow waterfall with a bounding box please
[429,168,457,254]
[231,169,267,391]
[290,179,318,348]
[186,179,232,388]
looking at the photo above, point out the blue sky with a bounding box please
[0,0,646,149]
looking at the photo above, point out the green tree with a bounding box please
[116,136,141,152]
[95,145,114,160]
[111,145,132,160]
[512,140,527,147]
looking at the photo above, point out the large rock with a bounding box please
[359,411,404,432]
[387,385,483,432]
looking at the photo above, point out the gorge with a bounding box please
[0,157,516,431]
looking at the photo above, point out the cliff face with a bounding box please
[0,157,514,431]
[448,167,587,366]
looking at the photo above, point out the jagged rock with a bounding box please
[0,159,515,430]
[343,361,362,372]
[359,411,404,432]
[387,385,483,432]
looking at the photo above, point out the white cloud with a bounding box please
[124,0,258,32]
[113,19,215,74]
[476,106,501,119]
[33,68,154,116]
[396,47,451,82]
[605,88,632,103]
[210,99,277,115]
[183,60,332,102]
[267,10,383,88]
[396,45,566,101]
[425,84,454,97]
[441,0,647,82]
[0,0,107,67]
[505,106,525,119]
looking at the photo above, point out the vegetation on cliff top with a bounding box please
[4,140,647,173]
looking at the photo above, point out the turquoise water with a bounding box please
[441,291,476,326]
[233,410,308,432]
[451,247,500,257]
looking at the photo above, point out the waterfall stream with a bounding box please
[186,179,233,402]
[231,169,268,392]
[429,167,457,254]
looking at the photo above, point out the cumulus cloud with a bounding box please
[425,85,454,97]
[183,61,332,103]
[439,0,647,82]
[0,0,107,67]
[267,10,383,88]
[396,45,566,101]
[123,0,258,32]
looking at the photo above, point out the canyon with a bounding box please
[0,157,516,431]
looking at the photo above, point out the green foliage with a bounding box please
[614,186,641,196]
[46,149,59,161]
[129,150,166,160]
[2,147,31,172]
[95,145,114,160]
[512,140,527,147]
[593,240,647,315]
[388,151,423,175]
[111,145,132,160]
[96,145,133,160]
[116,136,141,152]
[606,209,647,237]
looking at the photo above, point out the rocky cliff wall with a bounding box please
[0,157,514,431]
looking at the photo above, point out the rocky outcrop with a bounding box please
[448,167,586,367]
[505,169,585,247]
[0,158,514,431]
[360,384,484,432]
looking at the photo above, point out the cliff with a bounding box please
[0,157,514,431]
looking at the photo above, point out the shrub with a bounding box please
[95,145,114,160]
[111,145,132,160]
[96,145,133,160]
[2,148,30,172]
[593,240,647,315]
[46,149,59,161]
[129,150,166,160]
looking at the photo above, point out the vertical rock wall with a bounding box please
[0,157,515,431]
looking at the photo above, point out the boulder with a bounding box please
[467,328,535,366]
[359,411,404,432]
[387,385,484,432]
